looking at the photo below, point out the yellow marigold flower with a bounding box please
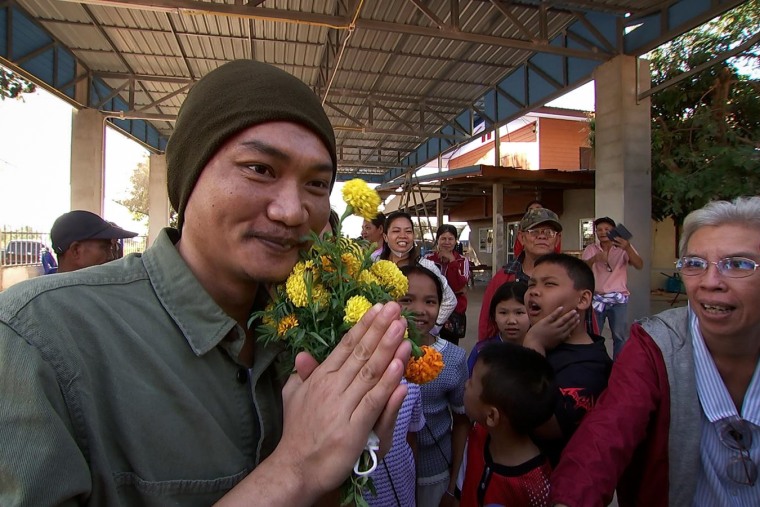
[371,260,409,299]
[338,237,367,260]
[342,179,381,221]
[357,269,379,287]
[344,295,373,324]
[262,304,275,327]
[285,270,309,307]
[405,345,444,385]
[341,252,362,277]
[312,283,330,307]
[277,314,299,337]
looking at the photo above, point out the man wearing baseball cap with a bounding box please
[0,60,410,505]
[478,207,563,340]
[50,210,138,273]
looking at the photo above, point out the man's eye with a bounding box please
[309,179,330,189]
[246,164,271,175]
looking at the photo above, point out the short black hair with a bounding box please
[435,224,458,241]
[593,216,616,229]
[369,212,386,229]
[477,342,556,434]
[534,253,595,293]
[525,199,545,211]
[400,264,443,304]
[488,281,528,320]
[327,209,340,234]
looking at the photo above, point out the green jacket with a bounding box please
[0,229,284,506]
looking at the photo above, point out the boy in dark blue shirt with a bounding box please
[523,253,613,465]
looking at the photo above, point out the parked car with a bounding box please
[1,240,47,266]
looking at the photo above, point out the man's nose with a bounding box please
[267,184,308,225]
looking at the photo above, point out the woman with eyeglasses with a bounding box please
[551,196,760,507]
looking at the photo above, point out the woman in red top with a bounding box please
[425,224,470,344]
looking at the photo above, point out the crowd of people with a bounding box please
[1,59,758,507]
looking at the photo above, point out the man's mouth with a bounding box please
[527,301,542,317]
[251,233,304,252]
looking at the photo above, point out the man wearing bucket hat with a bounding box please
[50,210,138,272]
[0,61,410,505]
[478,207,565,341]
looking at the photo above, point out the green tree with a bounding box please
[0,67,36,100]
[649,0,760,223]
[118,156,178,228]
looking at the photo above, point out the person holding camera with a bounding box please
[582,217,643,359]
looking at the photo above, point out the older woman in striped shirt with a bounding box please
[551,196,760,507]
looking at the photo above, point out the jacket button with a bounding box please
[236,368,248,384]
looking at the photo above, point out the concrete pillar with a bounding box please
[593,55,653,321]
[70,108,106,213]
[148,153,169,245]
[491,183,505,274]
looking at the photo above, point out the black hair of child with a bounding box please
[400,264,443,304]
[488,281,529,321]
[534,253,595,293]
[477,342,557,434]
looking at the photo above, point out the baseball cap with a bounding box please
[51,210,138,254]
[519,208,563,232]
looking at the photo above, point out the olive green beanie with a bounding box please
[166,60,337,230]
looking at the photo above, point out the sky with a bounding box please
[0,77,594,239]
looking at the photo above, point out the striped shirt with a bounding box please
[691,306,760,506]
[418,337,468,485]
[367,380,425,507]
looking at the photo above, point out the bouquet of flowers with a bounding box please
[250,179,444,506]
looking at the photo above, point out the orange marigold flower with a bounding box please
[405,345,444,385]
[277,314,299,337]
[321,255,336,273]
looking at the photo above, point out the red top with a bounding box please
[459,424,551,507]
[549,323,671,507]
[425,251,469,314]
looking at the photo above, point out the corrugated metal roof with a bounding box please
[8,0,721,180]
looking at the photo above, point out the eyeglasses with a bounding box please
[525,228,558,239]
[676,256,759,278]
[718,417,758,486]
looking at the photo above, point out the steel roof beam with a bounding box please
[58,0,611,60]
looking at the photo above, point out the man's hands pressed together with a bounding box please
[219,302,412,506]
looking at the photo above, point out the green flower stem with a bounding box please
[409,340,423,358]
[340,205,355,225]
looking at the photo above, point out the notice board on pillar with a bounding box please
[479,228,493,253]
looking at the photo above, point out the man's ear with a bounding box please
[68,241,83,260]
[577,288,593,311]
[517,230,526,244]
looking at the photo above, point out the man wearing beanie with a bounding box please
[0,60,410,506]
